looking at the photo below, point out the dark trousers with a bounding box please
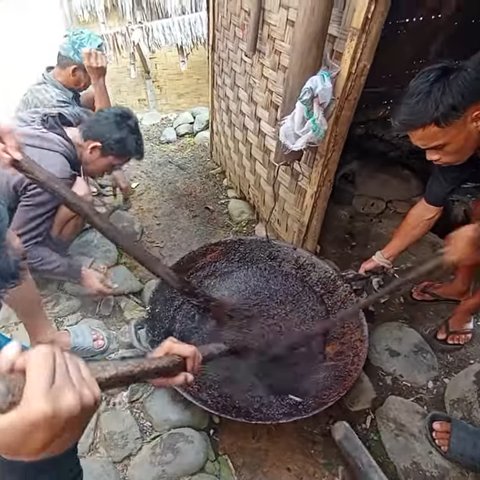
[0,445,82,479]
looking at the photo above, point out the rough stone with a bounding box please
[343,371,377,411]
[369,322,438,386]
[63,281,89,296]
[445,363,480,424]
[255,222,267,238]
[78,412,98,457]
[143,388,209,433]
[176,123,194,137]
[99,409,142,462]
[226,189,239,199]
[118,297,146,322]
[173,111,194,129]
[77,255,95,268]
[203,460,220,477]
[190,106,209,118]
[128,383,154,403]
[128,428,208,480]
[195,130,210,146]
[80,458,120,480]
[109,210,143,241]
[142,279,158,306]
[69,230,118,268]
[142,110,163,127]
[160,127,177,144]
[43,292,81,319]
[193,112,209,134]
[98,296,115,317]
[218,455,236,480]
[376,396,470,480]
[352,195,386,215]
[190,475,218,480]
[228,199,255,223]
[63,312,83,327]
[109,266,143,295]
[34,278,59,296]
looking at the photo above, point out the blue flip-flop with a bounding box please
[65,324,111,359]
[0,332,29,351]
[426,411,480,473]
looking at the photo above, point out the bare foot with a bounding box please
[412,281,468,302]
[432,421,451,452]
[436,310,474,345]
[35,330,106,351]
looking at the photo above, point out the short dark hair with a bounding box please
[392,55,480,134]
[57,52,83,69]
[80,107,144,160]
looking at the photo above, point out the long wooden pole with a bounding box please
[332,422,389,480]
[10,155,231,320]
[246,0,263,57]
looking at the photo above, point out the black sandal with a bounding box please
[426,412,480,473]
[410,282,461,304]
[429,318,474,352]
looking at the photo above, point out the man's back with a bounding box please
[16,68,89,126]
[0,116,82,281]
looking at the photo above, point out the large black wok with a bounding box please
[145,237,368,423]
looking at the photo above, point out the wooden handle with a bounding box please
[246,0,262,57]
[10,155,227,318]
[332,421,389,480]
[0,343,228,414]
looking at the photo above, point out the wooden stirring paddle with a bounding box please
[0,343,229,414]
[10,154,245,325]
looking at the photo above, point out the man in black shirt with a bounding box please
[360,55,480,348]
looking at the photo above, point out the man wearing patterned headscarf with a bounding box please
[16,28,132,199]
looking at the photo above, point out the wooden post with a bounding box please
[280,0,334,119]
[246,0,263,57]
[332,422,389,480]
[300,0,391,251]
[274,0,334,166]
[208,0,216,158]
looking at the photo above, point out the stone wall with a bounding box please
[107,47,209,113]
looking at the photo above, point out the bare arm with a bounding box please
[80,78,111,111]
[4,270,55,345]
[80,49,111,111]
[381,199,443,261]
[360,199,443,273]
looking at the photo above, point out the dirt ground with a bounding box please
[127,125,346,480]
[127,125,478,480]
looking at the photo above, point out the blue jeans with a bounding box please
[0,445,82,479]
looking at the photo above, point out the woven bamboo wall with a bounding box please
[211,0,357,243]
[107,47,209,112]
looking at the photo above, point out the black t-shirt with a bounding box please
[424,156,480,207]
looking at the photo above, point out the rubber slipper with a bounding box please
[410,282,460,304]
[428,318,474,352]
[129,318,152,353]
[65,324,111,359]
[426,412,480,473]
